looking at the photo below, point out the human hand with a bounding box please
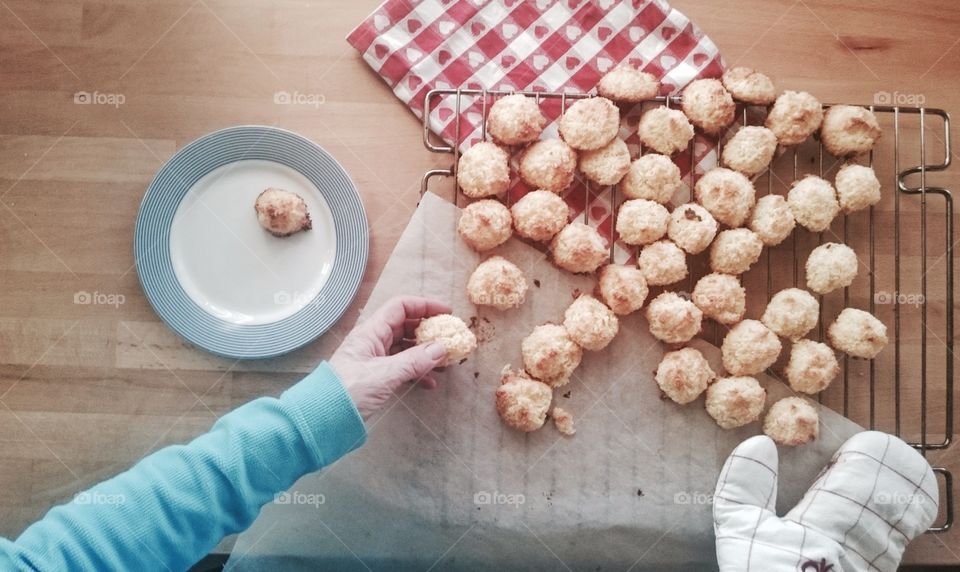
[329,296,451,419]
[713,431,938,571]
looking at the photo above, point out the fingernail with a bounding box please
[425,342,447,360]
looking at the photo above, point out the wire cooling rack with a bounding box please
[420,88,954,533]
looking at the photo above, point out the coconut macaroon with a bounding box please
[563,294,620,351]
[597,264,649,315]
[521,324,583,387]
[466,255,528,311]
[579,137,631,186]
[518,139,578,193]
[551,222,608,274]
[761,288,819,340]
[486,94,546,146]
[821,105,882,157]
[693,273,746,325]
[827,308,888,359]
[637,106,695,155]
[254,188,312,237]
[558,96,620,151]
[638,239,688,285]
[510,190,570,242]
[805,242,859,295]
[785,339,839,395]
[835,163,881,213]
[668,203,718,255]
[721,319,782,376]
[414,314,478,367]
[748,194,796,246]
[597,64,660,103]
[721,126,778,176]
[655,347,716,404]
[457,141,511,198]
[763,397,819,446]
[706,376,766,429]
[645,292,703,344]
[681,78,736,135]
[621,153,682,203]
[787,175,839,232]
[616,199,669,246]
[710,228,763,275]
[694,167,756,228]
[495,367,553,432]
[765,91,824,146]
[457,199,512,252]
[552,406,576,436]
[721,67,776,105]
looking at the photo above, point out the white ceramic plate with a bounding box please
[135,126,368,359]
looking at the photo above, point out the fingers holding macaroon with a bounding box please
[366,296,454,348]
[413,314,477,368]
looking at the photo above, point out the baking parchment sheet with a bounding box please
[225,191,863,571]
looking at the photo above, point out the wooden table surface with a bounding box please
[1,0,958,566]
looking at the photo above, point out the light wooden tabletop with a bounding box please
[1,0,957,565]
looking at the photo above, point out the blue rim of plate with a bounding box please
[134,125,368,359]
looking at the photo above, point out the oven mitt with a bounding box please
[713,431,939,571]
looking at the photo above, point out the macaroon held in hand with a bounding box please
[330,295,454,419]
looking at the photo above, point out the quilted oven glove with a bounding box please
[713,431,939,571]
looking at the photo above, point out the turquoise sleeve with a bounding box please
[0,362,366,571]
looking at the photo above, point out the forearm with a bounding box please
[0,362,366,572]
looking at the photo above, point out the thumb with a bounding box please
[382,342,447,390]
[714,435,780,523]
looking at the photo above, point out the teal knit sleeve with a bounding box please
[0,362,366,572]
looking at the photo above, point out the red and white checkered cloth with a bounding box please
[348,0,726,262]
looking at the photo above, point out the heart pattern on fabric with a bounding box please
[438,20,455,35]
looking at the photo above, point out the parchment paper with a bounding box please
[226,192,864,571]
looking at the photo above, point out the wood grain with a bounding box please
[0,0,957,565]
